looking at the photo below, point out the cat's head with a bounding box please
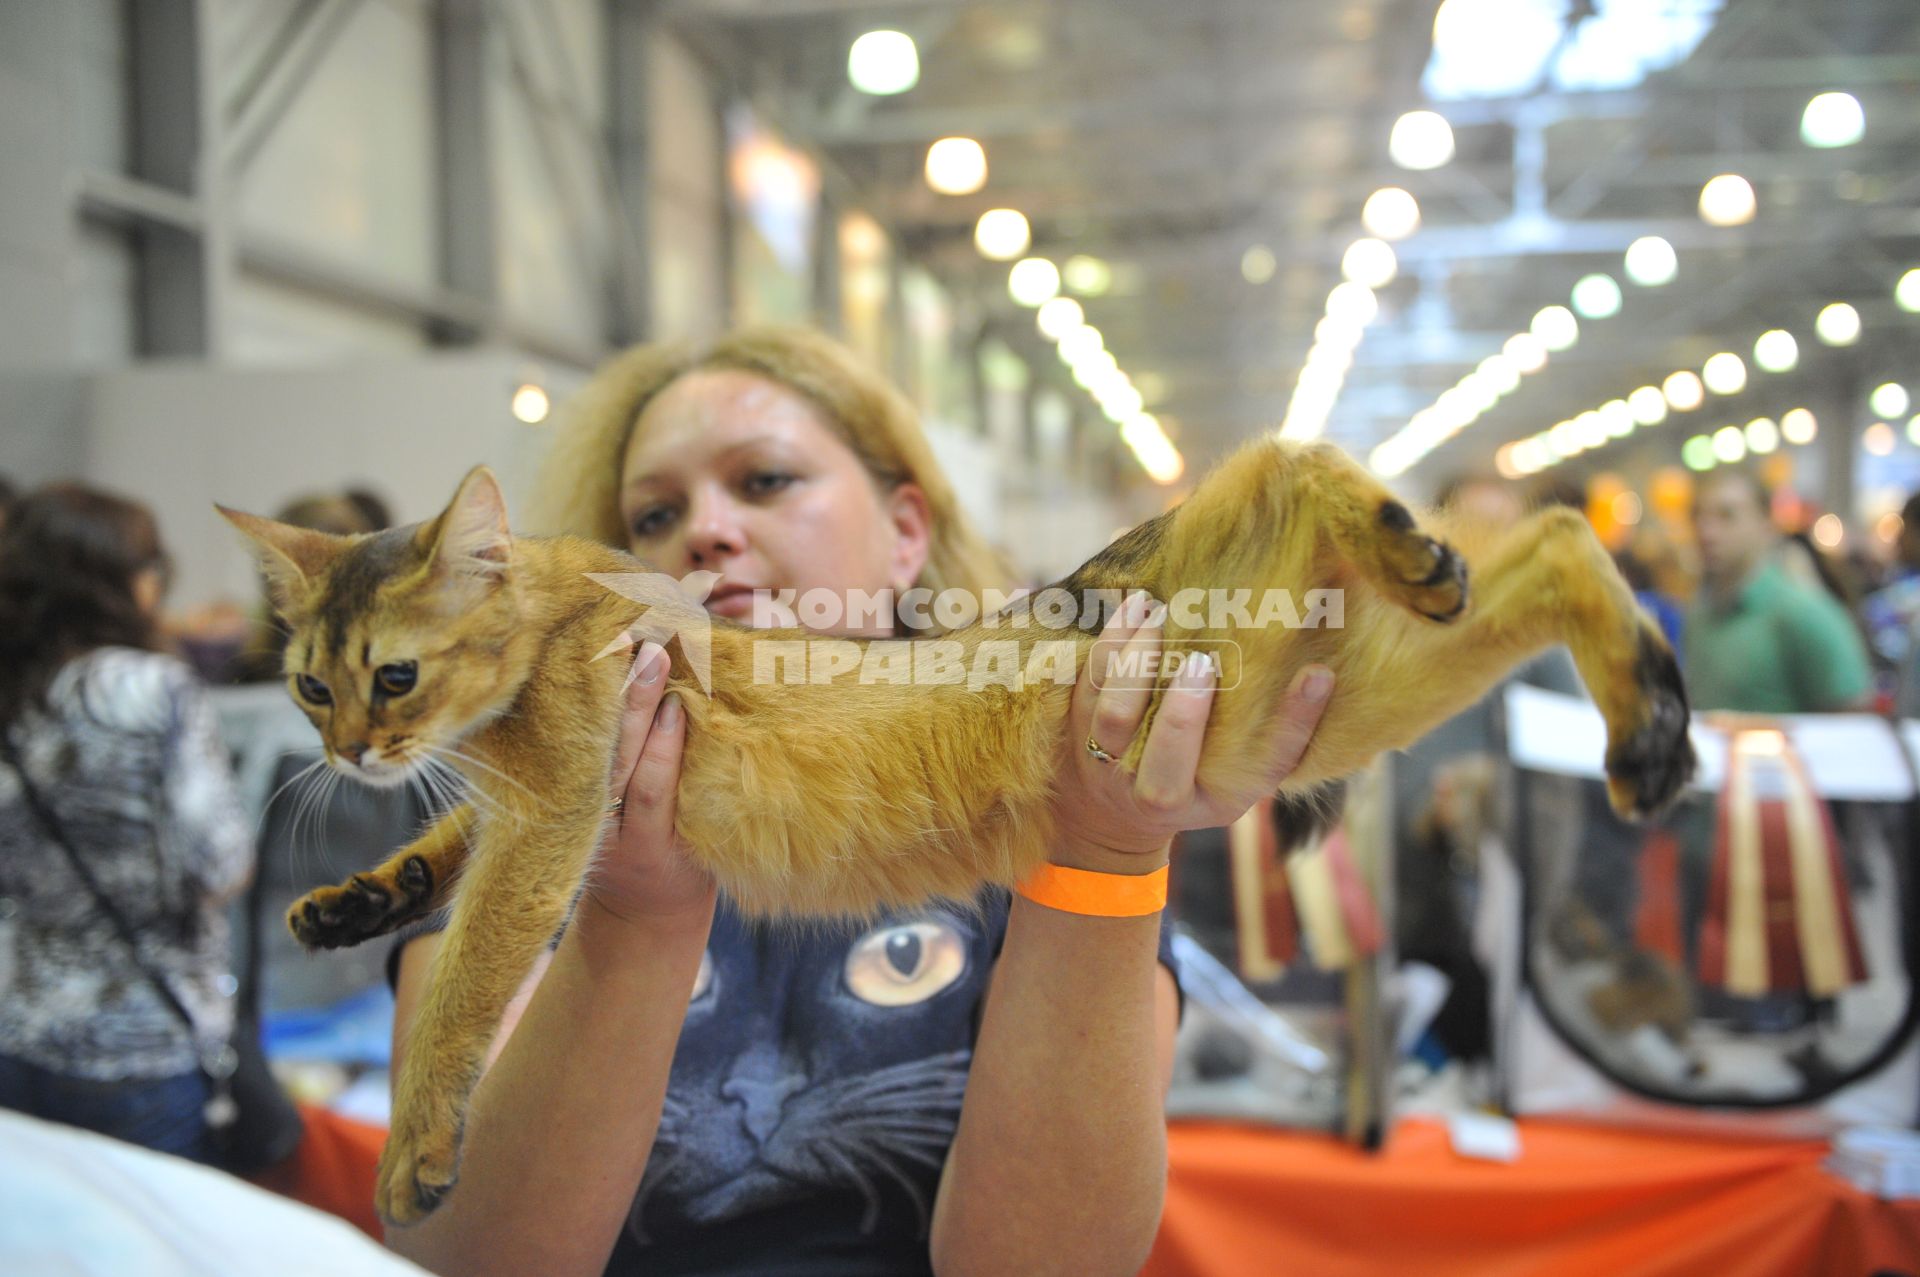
[217,466,526,788]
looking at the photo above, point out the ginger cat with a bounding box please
[219,439,1694,1225]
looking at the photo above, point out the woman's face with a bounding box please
[618,369,929,635]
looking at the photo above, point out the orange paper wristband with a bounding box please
[1014,862,1169,917]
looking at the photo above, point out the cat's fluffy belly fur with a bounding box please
[225,435,1694,1225]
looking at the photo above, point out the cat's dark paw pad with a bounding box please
[1604,627,1696,820]
[286,857,434,951]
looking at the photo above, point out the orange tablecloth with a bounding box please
[248,1103,387,1241]
[1146,1118,1920,1277]
[247,1107,1920,1273]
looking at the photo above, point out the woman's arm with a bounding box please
[931,598,1333,1275]
[384,647,718,1277]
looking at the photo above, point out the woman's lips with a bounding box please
[706,587,760,619]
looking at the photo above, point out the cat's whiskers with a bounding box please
[413,755,472,823]
[426,742,538,805]
[419,751,509,825]
[285,760,340,884]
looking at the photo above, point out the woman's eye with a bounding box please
[630,506,675,538]
[375,662,417,696]
[742,471,794,499]
[293,674,332,707]
[844,920,967,1007]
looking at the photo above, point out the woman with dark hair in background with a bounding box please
[0,483,253,1163]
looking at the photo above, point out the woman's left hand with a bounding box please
[1048,591,1335,872]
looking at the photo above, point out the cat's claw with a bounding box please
[1604,625,1696,820]
[287,855,435,950]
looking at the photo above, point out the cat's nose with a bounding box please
[338,741,369,764]
[720,1073,806,1145]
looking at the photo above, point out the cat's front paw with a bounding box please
[1604,624,1696,820]
[375,1114,461,1228]
[1377,501,1469,622]
[287,855,435,950]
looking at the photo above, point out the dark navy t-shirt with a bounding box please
[390,888,1179,1276]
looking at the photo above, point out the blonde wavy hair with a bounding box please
[530,325,1012,598]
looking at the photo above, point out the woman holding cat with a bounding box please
[386,326,1334,1276]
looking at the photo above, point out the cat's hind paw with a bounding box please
[375,1118,461,1228]
[1603,625,1696,820]
[1376,501,1469,622]
[287,855,436,950]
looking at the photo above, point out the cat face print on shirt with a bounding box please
[626,899,996,1249]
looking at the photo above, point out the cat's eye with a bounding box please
[844,920,967,1007]
[375,662,418,697]
[293,674,332,707]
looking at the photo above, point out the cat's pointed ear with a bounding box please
[422,466,513,582]
[215,505,342,613]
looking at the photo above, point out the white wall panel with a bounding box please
[228,0,439,293]
[226,276,429,364]
[82,353,560,608]
[488,0,609,348]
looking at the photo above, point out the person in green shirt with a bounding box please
[1684,468,1872,713]
[1679,468,1870,1084]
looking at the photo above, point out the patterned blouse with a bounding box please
[0,648,253,1081]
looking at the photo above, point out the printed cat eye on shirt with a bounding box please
[843,920,968,1007]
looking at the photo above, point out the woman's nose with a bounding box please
[682,485,747,567]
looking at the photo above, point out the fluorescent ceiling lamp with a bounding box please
[924,137,986,194]
[1389,110,1455,170]
[1362,187,1421,240]
[1624,235,1678,286]
[1036,296,1084,340]
[1699,173,1757,227]
[1571,274,1623,319]
[1007,258,1060,307]
[1816,302,1861,346]
[1752,329,1798,374]
[974,209,1031,260]
[1341,237,1398,289]
[848,30,918,95]
[1802,92,1865,148]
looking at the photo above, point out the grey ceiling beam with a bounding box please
[236,231,609,370]
[126,0,228,358]
[433,0,498,338]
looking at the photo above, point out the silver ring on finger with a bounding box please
[608,795,626,814]
[1085,734,1117,764]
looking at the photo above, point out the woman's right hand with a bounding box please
[590,641,717,926]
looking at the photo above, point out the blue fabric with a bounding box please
[1635,590,1686,658]
[0,1051,215,1165]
